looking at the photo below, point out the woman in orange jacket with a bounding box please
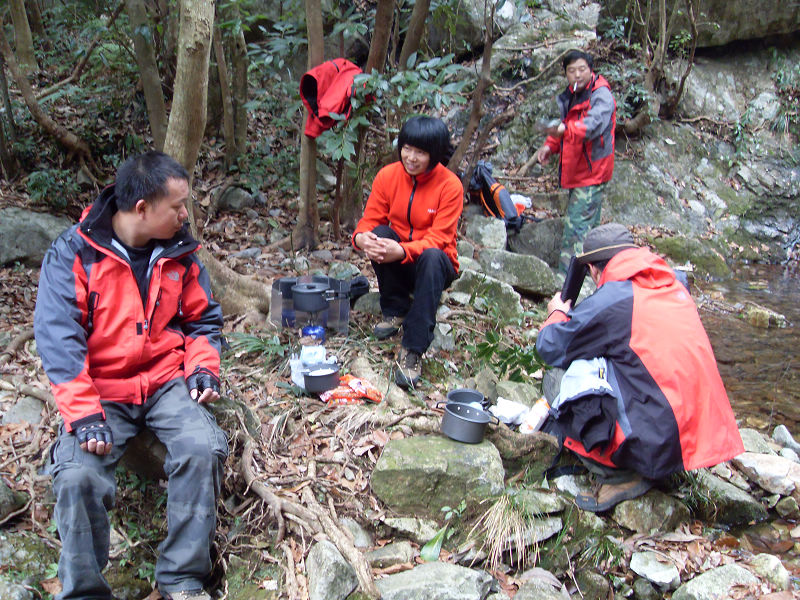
[352,116,463,388]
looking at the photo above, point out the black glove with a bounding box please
[75,418,113,447]
[187,367,220,397]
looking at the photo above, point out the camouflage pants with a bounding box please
[559,183,606,274]
[49,378,228,600]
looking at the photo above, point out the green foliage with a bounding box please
[579,533,624,569]
[420,500,466,561]
[769,49,800,138]
[248,21,307,74]
[472,329,546,382]
[225,332,288,370]
[26,169,79,209]
[670,470,721,517]
[467,491,536,571]
[599,16,629,41]
[668,29,693,58]
[602,61,651,123]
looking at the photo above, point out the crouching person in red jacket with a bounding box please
[536,223,743,512]
[34,151,227,600]
[352,116,463,388]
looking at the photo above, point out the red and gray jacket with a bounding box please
[536,248,743,479]
[34,186,223,431]
[545,73,616,188]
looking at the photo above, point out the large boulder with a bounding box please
[0,207,71,267]
[694,470,768,526]
[671,564,757,600]
[371,435,505,518]
[465,215,508,250]
[376,561,494,600]
[507,218,563,268]
[306,540,358,600]
[451,269,524,322]
[611,490,691,534]
[476,249,559,297]
[600,0,800,48]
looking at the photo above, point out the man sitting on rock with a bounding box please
[34,151,228,600]
[536,223,743,511]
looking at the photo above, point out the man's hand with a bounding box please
[544,122,566,138]
[75,419,114,455]
[546,292,572,317]
[355,232,405,264]
[187,368,221,403]
[535,145,552,165]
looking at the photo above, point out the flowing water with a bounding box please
[699,263,799,435]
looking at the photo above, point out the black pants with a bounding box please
[371,225,457,354]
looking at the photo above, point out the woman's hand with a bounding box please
[356,232,404,263]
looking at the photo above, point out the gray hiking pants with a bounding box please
[49,378,228,600]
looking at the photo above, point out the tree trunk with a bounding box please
[0,55,16,142]
[162,0,269,318]
[25,1,47,39]
[0,107,19,179]
[292,0,324,249]
[9,0,38,73]
[0,25,90,161]
[365,0,394,74]
[127,0,168,150]
[398,0,430,69]
[213,26,236,168]
[228,4,248,156]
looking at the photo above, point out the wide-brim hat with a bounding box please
[576,223,637,264]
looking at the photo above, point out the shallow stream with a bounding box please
[700,263,799,436]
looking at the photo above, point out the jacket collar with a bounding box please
[599,247,677,289]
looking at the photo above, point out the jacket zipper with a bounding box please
[406,178,417,241]
[86,291,99,334]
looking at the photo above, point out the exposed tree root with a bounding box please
[0,328,34,366]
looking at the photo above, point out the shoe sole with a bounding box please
[394,370,419,388]
[374,326,400,340]
[575,478,654,512]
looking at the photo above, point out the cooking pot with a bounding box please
[438,401,499,444]
[304,362,340,395]
[291,281,332,313]
[446,388,490,411]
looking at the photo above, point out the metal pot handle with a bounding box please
[488,413,500,427]
[434,400,447,409]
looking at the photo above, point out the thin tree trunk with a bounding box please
[398,0,430,69]
[228,4,248,156]
[450,3,495,176]
[365,0,394,74]
[0,55,16,141]
[9,0,38,72]
[127,0,168,149]
[213,26,235,167]
[0,109,19,179]
[26,1,47,38]
[0,24,91,161]
[293,0,324,249]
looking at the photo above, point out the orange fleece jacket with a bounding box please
[352,161,463,271]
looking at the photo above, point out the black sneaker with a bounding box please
[374,315,404,339]
[395,348,421,388]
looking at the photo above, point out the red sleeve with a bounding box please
[352,167,392,249]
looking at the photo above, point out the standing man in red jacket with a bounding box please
[536,224,743,512]
[535,49,616,274]
[352,116,463,388]
[35,151,227,600]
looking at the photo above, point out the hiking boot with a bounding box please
[394,348,421,388]
[374,315,404,339]
[575,474,653,512]
[161,590,212,600]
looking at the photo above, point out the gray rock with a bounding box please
[292,255,310,272]
[380,517,440,544]
[457,240,475,259]
[311,249,334,262]
[632,577,661,600]
[506,218,563,268]
[353,291,381,316]
[365,541,414,568]
[376,561,493,600]
[477,248,559,297]
[773,424,800,454]
[671,564,757,600]
[1,396,44,425]
[232,247,261,259]
[630,551,680,590]
[611,490,690,534]
[575,570,610,599]
[775,496,800,520]
[0,480,27,522]
[748,553,790,591]
[0,207,71,267]
[739,428,777,454]
[451,269,523,322]
[371,435,505,518]
[338,516,372,549]
[0,578,33,600]
[306,540,358,600]
[514,488,569,515]
[457,255,482,272]
[732,452,800,498]
[327,261,361,280]
[216,186,255,212]
[431,323,456,352]
[779,447,800,464]
[494,381,540,409]
[465,215,507,250]
[695,470,768,526]
[514,577,565,600]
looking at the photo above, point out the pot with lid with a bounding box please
[446,388,490,411]
[291,281,333,313]
[438,401,499,444]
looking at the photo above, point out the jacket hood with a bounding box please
[599,247,676,289]
[78,184,197,254]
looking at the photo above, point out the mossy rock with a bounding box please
[649,235,731,279]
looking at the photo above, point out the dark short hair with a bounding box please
[397,116,453,168]
[563,49,593,72]
[114,151,189,211]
